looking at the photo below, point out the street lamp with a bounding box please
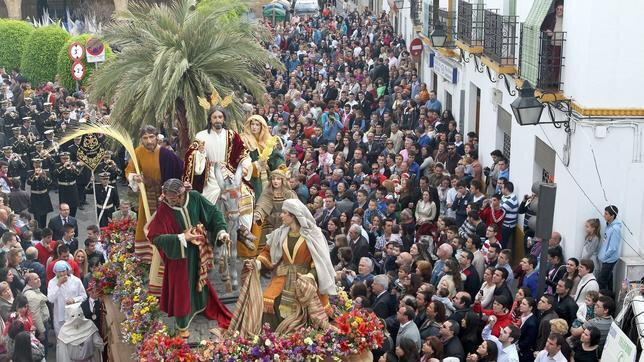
[510,80,572,133]
[430,23,447,47]
[510,80,544,126]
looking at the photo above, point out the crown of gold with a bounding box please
[198,89,234,110]
[270,164,290,179]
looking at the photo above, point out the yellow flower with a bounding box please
[351,321,359,329]
[124,280,132,286]
[131,333,142,344]
[355,317,363,324]
[133,295,139,302]
[304,337,313,345]
[141,307,149,315]
[146,295,157,303]
[118,255,125,263]
[253,335,260,344]
[345,300,353,309]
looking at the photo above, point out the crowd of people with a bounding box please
[0,2,637,362]
[0,71,116,360]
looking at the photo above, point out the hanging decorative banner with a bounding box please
[77,134,107,171]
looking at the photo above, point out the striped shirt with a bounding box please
[501,193,519,228]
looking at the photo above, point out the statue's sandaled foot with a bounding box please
[232,280,239,290]
[179,330,190,339]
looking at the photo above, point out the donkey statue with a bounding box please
[213,162,256,291]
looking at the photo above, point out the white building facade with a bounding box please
[385,0,644,286]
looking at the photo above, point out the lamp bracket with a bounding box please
[498,74,516,96]
[536,96,572,133]
[485,66,497,83]
[473,54,484,73]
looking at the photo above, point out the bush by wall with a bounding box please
[56,34,113,91]
[0,20,34,71]
[20,25,70,85]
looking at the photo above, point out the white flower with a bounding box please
[304,337,313,345]
[265,339,273,347]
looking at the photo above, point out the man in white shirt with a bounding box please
[534,333,567,362]
[483,316,520,362]
[48,260,87,335]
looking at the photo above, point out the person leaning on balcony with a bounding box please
[541,0,564,45]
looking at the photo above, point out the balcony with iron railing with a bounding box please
[456,0,485,52]
[410,0,422,26]
[519,23,566,92]
[427,4,457,48]
[482,9,518,71]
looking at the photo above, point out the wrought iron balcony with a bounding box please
[483,9,517,66]
[428,5,456,48]
[410,0,422,26]
[519,24,566,91]
[457,0,485,47]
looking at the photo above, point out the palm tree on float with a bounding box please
[89,0,282,155]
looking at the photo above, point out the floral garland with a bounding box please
[92,220,385,361]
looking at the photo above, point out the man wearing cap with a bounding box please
[35,102,52,135]
[597,205,622,290]
[20,116,39,138]
[53,152,80,216]
[47,260,86,336]
[146,178,232,338]
[27,159,53,228]
[96,151,121,188]
[8,126,21,145]
[43,128,59,150]
[95,172,118,227]
[43,114,58,135]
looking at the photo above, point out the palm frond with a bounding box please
[89,0,283,149]
[58,121,152,219]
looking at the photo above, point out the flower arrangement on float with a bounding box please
[92,220,385,361]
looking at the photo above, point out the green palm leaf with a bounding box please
[88,0,283,155]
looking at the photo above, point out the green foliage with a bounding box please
[0,20,34,71]
[89,0,282,149]
[196,0,249,22]
[21,25,70,85]
[56,34,114,92]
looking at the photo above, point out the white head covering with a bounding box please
[57,303,98,344]
[53,260,71,273]
[266,199,337,296]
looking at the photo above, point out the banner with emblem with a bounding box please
[77,134,107,171]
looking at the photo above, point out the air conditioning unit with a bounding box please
[614,256,644,292]
[491,88,503,106]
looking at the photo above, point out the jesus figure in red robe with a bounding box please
[146,178,232,338]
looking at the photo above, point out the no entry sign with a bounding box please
[410,38,424,57]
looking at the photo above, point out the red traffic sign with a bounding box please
[71,61,85,81]
[410,38,424,57]
[68,42,85,60]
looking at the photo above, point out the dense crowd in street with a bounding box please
[0,2,640,362]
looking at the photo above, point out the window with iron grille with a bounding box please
[457,0,485,47]
[483,9,518,66]
[428,5,457,48]
[503,132,511,161]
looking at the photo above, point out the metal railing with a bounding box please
[518,24,566,91]
[428,5,457,48]
[483,9,517,66]
[410,0,422,26]
[457,0,485,47]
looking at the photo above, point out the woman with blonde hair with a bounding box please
[240,115,285,201]
[582,218,601,272]
[74,249,89,276]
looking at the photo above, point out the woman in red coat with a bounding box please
[473,294,513,337]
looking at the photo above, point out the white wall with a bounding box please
[563,0,644,108]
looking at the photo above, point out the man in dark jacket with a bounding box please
[371,274,396,320]
[459,250,481,299]
[348,224,370,266]
[440,320,465,361]
[554,279,578,326]
[536,294,559,351]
